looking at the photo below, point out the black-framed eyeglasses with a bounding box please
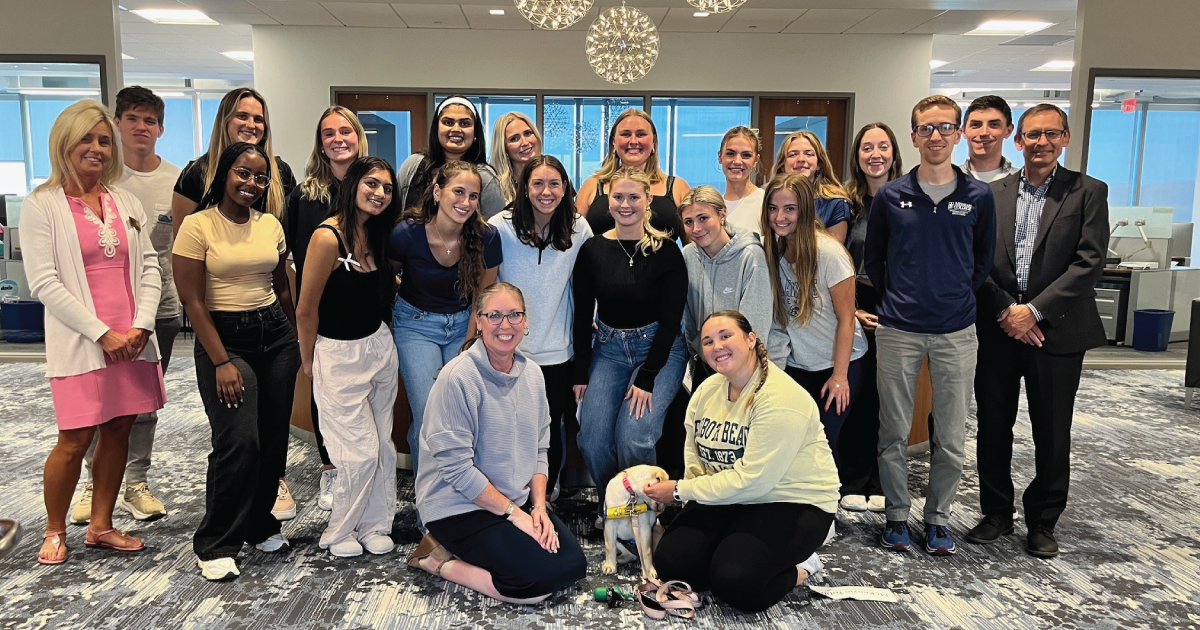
[480,310,526,325]
[232,167,270,188]
[1020,129,1066,142]
[913,122,960,137]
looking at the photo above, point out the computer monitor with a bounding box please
[1170,222,1194,261]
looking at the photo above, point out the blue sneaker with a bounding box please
[925,524,957,556]
[880,520,911,551]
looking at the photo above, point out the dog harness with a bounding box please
[604,472,654,520]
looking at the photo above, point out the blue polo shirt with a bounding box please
[863,165,996,334]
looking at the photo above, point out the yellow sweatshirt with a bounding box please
[675,362,840,513]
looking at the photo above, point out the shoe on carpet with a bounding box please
[70,483,93,525]
[118,482,168,521]
[965,514,1014,544]
[925,524,957,556]
[360,534,394,555]
[197,556,240,581]
[797,552,824,582]
[329,539,363,558]
[823,521,836,546]
[272,479,297,521]
[1026,525,1059,559]
[255,533,289,553]
[839,495,869,511]
[318,469,337,511]
[867,495,887,513]
[405,533,452,570]
[880,520,911,551]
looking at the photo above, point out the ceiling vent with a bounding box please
[1001,34,1074,46]
[932,69,977,77]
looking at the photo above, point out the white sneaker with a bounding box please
[318,469,337,511]
[797,553,824,583]
[255,533,289,553]
[329,539,363,558]
[839,495,869,511]
[867,495,887,513]
[197,556,240,581]
[360,534,394,555]
[824,521,837,546]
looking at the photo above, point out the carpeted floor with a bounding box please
[0,359,1198,629]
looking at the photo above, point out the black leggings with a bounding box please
[539,361,576,494]
[653,501,834,613]
[840,281,883,496]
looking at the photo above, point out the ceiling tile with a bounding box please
[658,7,734,33]
[182,0,264,14]
[721,8,806,34]
[844,9,945,34]
[906,10,1014,35]
[128,33,200,44]
[207,13,280,25]
[320,2,405,27]
[461,5,533,30]
[782,9,874,34]
[250,1,341,26]
[389,4,468,29]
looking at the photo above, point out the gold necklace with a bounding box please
[617,238,637,267]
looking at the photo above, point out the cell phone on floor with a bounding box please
[0,519,22,557]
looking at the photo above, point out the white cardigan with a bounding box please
[20,186,162,378]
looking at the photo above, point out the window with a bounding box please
[29,98,81,182]
[157,96,196,168]
[543,96,642,185]
[1085,108,1138,206]
[1138,108,1200,222]
[200,95,222,152]
[0,96,23,195]
[651,98,752,191]
[774,116,828,155]
[360,110,412,170]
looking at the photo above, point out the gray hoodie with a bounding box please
[682,225,782,365]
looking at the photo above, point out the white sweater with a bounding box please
[20,186,162,378]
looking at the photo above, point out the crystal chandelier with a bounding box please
[685,0,747,12]
[514,0,594,30]
[585,3,659,84]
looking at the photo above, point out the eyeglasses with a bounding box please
[1020,129,1066,142]
[913,122,960,137]
[231,167,270,188]
[480,310,526,325]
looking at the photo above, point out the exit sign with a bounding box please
[1121,98,1137,113]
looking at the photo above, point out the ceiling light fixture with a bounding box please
[514,0,594,30]
[693,11,710,17]
[222,51,255,62]
[130,9,218,25]
[490,9,506,15]
[965,20,1052,36]
[1031,59,1075,71]
[930,60,949,69]
[122,53,135,60]
[18,89,101,96]
[156,92,188,98]
[585,2,659,84]
[686,0,747,14]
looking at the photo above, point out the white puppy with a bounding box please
[601,464,669,581]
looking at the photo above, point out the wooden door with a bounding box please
[759,97,849,183]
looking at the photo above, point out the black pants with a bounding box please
[974,324,1084,529]
[193,302,300,560]
[654,501,834,613]
[426,508,587,599]
[785,361,863,472]
[840,281,883,496]
[540,360,577,494]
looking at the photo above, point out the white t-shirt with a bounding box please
[778,234,868,371]
[723,187,765,237]
[117,159,183,318]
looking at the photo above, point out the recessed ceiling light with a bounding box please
[122,53,135,60]
[222,51,254,62]
[130,9,217,25]
[156,91,188,98]
[965,20,1052,36]
[694,11,710,17]
[19,89,101,96]
[930,60,949,69]
[489,9,505,15]
[1031,59,1075,71]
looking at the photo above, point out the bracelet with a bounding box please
[531,504,547,513]
[214,359,232,368]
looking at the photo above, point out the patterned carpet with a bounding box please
[0,358,1198,629]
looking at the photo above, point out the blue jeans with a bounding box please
[577,321,686,511]
[391,296,469,478]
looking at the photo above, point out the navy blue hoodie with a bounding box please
[863,165,996,334]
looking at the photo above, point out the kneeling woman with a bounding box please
[409,282,587,603]
[645,310,840,613]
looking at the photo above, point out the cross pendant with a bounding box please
[628,259,633,267]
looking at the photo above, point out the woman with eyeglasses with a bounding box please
[771,131,851,243]
[408,282,587,604]
[489,112,543,205]
[174,142,300,582]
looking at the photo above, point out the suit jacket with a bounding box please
[977,166,1110,355]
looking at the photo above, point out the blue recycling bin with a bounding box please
[0,299,44,343]
[1132,308,1174,352]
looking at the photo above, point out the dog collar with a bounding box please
[605,503,650,520]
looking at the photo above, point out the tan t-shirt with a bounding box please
[173,207,285,312]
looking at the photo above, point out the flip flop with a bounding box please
[85,527,144,552]
[37,530,68,565]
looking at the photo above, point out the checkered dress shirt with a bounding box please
[1013,167,1056,319]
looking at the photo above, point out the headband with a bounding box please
[437,96,478,118]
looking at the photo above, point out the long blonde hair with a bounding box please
[719,125,762,184]
[772,131,850,202]
[37,100,123,193]
[594,109,666,185]
[489,112,542,204]
[202,88,286,218]
[610,166,668,256]
[762,173,828,327]
[300,106,368,203]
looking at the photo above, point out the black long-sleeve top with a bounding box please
[572,236,688,392]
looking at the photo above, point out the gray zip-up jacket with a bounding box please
[681,225,782,365]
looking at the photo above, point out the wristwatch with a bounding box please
[672,485,682,503]
[503,500,517,518]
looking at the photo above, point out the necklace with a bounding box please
[617,239,637,267]
[431,218,458,256]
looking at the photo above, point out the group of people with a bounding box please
[24,85,1108,613]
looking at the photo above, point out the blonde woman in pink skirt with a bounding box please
[21,100,167,565]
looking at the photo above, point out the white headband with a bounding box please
[437,96,478,117]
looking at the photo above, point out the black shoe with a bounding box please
[1026,525,1059,558]
[964,514,1014,544]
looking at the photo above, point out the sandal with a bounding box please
[37,530,68,565]
[85,527,144,552]
[638,581,697,620]
[405,533,453,573]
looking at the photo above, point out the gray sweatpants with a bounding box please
[875,324,977,526]
[84,315,182,485]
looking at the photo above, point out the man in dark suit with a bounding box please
[966,103,1109,558]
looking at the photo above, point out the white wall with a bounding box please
[0,0,123,105]
[254,26,932,172]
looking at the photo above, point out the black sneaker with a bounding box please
[1026,525,1059,558]
[965,514,1015,544]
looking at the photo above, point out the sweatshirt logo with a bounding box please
[947,201,974,216]
[900,201,914,208]
[722,287,734,295]
[695,416,748,472]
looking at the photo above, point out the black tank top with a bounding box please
[586,175,681,239]
[314,225,387,341]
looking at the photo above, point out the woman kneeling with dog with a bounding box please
[408,281,587,604]
[644,310,839,613]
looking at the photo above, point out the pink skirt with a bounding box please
[50,360,167,430]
